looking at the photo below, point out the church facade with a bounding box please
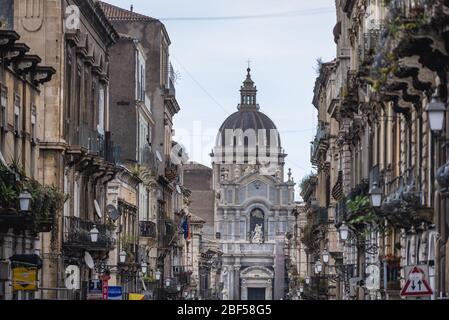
[211,68,296,300]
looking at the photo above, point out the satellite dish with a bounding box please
[176,185,182,194]
[155,150,163,162]
[106,204,120,221]
[84,251,94,269]
[94,200,102,219]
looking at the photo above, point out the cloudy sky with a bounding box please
[105,0,336,197]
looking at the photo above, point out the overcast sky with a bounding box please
[105,0,336,197]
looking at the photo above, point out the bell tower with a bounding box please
[239,67,259,110]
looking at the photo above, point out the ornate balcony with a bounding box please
[139,220,157,238]
[0,164,65,235]
[339,70,359,116]
[165,160,178,182]
[381,168,433,227]
[358,26,384,76]
[310,122,330,166]
[370,0,449,108]
[62,216,116,255]
[140,146,159,173]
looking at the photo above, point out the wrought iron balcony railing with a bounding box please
[62,216,116,251]
[140,146,159,173]
[64,122,119,164]
[358,28,383,66]
[139,220,157,238]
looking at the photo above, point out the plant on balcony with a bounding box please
[346,196,385,235]
[0,162,67,233]
[370,51,399,92]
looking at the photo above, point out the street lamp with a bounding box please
[177,284,182,292]
[339,222,350,241]
[119,250,127,263]
[141,261,148,274]
[299,286,304,293]
[165,278,171,288]
[315,259,323,273]
[155,269,161,280]
[369,181,383,208]
[426,92,446,132]
[19,189,32,213]
[322,250,329,264]
[305,276,310,285]
[89,225,99,243]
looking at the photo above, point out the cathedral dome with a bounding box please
[215,68,281,148]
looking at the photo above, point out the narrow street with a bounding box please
[0,0,449,305]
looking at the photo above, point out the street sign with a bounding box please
[100,275,111,300]
[87,279,103,300]
[12,267,37,291]
[129,293,145,300]
[108,286,123,300]
[401,265,433,297]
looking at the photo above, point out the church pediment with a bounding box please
[240,266,274,279]
[237,172,278,187]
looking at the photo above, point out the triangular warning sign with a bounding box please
[401,266,433,296]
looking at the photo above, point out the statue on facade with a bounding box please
[221,288,229,300]
[251,224,263,243]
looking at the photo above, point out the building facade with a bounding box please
[0,27,55,300]
[212,68,296,300]
[301,0,449,300]
[99,2,183,298]
[183,162,222,299]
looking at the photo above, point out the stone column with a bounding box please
[274,236,285,299]
[241,279,248,300]
[229,265,234,299]
[266,279,273,300]
[234,265,241,300]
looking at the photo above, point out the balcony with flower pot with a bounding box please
[369,0,449,102]
[0,163,67,235]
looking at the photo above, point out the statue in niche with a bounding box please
[250,209,264,243]
[251,224,263,244]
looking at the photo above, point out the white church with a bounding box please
[211,68,296,300]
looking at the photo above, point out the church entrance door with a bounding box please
[247,287,266,300]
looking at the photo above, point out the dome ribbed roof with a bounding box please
[219,109,277,132]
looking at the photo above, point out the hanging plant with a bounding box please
[346,195,386,236]
[0,162,68,233]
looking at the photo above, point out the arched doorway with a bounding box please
[240,266,274,300]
